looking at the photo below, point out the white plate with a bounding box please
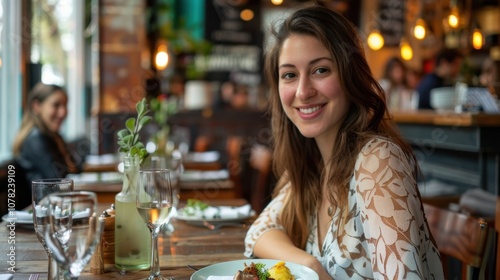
[2,211,33,224]
[190,259,319,280]
[176,208,255,226]
[2,209,91,225]
[180,170,229,182]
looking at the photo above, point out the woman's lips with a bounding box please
[296,104,325,119]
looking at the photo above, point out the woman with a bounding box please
[378,57,417,111]
[244,6,443,280]
[13,82,81,188]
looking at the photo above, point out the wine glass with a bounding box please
[32,178,74,280]
[41,191,103,280]
[148,152,183,233]
[137,168,174,280]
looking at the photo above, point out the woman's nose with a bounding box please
[296,76,316,100]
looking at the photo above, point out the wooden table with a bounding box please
[0,199,252,279]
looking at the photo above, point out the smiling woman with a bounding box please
[244,5,444,280]
[11,82,83,209]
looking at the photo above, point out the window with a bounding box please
[0,0,88,162]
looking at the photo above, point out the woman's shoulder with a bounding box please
[357,137,411,164]
[25,127,43,139]
[22,128,52,150]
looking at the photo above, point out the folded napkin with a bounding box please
[182,204,252,219]
[4,211,32,222]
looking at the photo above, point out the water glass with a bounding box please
[32,178,74,280]
[42,191,103,279]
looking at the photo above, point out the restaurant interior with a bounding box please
[1,0,500,279]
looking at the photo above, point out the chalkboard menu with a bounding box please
[378,0,405,47]
[201,0,263,83]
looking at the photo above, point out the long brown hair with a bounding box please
[265,6,415,248]
[12,82,66,155]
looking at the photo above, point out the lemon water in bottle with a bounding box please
[115,156,151,271]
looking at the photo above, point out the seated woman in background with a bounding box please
[12,82,82,206]
[378,57,417,111]
[244,5,443,280]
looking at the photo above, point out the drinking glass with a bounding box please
[32,178,74,280]
[41,191,103,280]
[148,151,183,234]
[137,169,174,280]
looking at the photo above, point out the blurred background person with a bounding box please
[479,57,498,99]
[416,49,463,109]
[463,57,500,113]
[12,82,83,208]
[378,57,417,111]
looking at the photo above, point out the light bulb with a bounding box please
[472,28,483,50]
[400,40,413,61]
[367,30,384,51]
[240,9,254,21]
[448,6,460,28]
[155,45,169,70]
[414,18,426,40]
[271,0,283,5]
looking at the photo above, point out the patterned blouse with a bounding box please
[244,137,444,279]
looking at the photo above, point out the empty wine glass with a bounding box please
[137,169,173,280]
[42,191,103,280]
[32,178,74,280]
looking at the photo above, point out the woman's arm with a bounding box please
[244,184,333,280]
[253,229,333,280]
[354,138,443,279]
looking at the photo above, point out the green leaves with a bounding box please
[117,98,152,164]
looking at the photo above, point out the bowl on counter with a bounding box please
[430,87,456,110]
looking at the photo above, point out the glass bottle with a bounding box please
[114,156,151,271]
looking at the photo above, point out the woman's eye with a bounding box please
[314,67,329,75]
[281,72,296,79]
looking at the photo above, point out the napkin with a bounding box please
[183,204,252,219]
[4,211,32,222]
[0,274,13,280]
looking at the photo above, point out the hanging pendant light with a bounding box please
[155,43,170,71]
[400,38,413,61]
[414,18,426,40]
[472,28,483,50]
[448,4,460,29]
[367,29,384,51]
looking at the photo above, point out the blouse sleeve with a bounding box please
[243,184,289,258]
[353,138,440,279]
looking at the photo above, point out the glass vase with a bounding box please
[114,156,151,272]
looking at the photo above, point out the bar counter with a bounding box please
[392,109,500,126]
[391,110,500,195]
[0,199,252,280]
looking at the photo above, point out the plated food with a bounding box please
[190,259,318,280]
[234,261,294,280]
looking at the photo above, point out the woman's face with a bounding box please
[33,90,68,133]
[278,34,348,144]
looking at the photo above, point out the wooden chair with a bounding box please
[496,197,500,280]
[423,203,491,280]
[248,144,273,213]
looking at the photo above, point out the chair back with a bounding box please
[423,203,490,279]
[248,144,273,213]
[496,198,500,280]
